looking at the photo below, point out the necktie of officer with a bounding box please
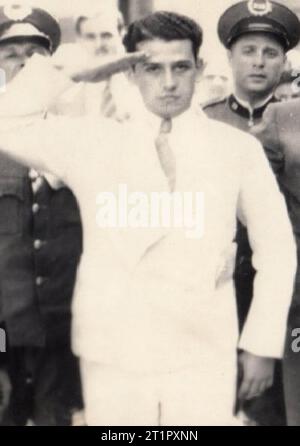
[100,78,117,118]
[155,118,176,192]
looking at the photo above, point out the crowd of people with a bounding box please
[0,0,300,426]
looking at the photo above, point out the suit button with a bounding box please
[36,276,44,286]
[34,239,43,250]
[32,203,40,214]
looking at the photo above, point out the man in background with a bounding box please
[54,6,136,120]
[0,4,83,426]
[253,90,300,427]
[203,0,300,425]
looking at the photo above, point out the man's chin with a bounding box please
[155,106,189,120]
[245,82,269,93]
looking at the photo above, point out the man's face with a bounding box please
[131,39,200,119]
[0,40,49,83]
[229,33,286,97]
[275,82,300,102]
[78,17,122,57]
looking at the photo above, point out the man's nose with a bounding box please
[163,69,176,90]
[95,37,107,53]
[253,51,265,68]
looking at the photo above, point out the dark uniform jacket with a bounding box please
[203,94,278,132]
[0,152,82,347]
[253,98,300,313]
[252,97,300,428]
[253,98,300,238]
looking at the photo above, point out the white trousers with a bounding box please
[80,360,242,426]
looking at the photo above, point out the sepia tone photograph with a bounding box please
[0,0,300,428]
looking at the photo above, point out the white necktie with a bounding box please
[155,118,176,192]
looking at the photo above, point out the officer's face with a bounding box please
[79,17,123,57]
[131,39,201,119]
[0,41,49,83]
[228,33,286,97]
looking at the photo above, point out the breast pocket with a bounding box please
[0,178,24,234]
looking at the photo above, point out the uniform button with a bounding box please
[32,203,40,214]
[36,276,44,286]
[26,376,33,385]
[34,239,43,250]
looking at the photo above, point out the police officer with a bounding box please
[204,0,300,131]
[0,4,83,425]
[203,0,300,426]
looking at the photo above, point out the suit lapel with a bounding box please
[104,121,171,270]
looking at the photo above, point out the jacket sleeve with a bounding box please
[237,135,296,358]
[0,116,92,183]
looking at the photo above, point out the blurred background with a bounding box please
[1,1,299,106]
[8,1,299,60]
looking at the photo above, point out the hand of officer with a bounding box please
[238,351,275,402]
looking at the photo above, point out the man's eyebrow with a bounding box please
[241,44,256,48]
[171,60,194,67]
[142,61,161,66]
[263,46,280,51]
[173,59,193,64]
[240,44,280,52]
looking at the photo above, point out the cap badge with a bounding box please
[247,0,272,16]
[3,4,33,21]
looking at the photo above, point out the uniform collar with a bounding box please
[228,93,277,125]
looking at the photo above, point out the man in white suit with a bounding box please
[0,11,296,426]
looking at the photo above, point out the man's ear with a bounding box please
[283,53,288,70]
[196,58,205,79]
[227,49,233,65]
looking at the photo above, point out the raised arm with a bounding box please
[0,116,83,181]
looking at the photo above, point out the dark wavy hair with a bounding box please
[123,11,203,60]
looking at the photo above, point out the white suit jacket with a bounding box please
[0,109,296,376]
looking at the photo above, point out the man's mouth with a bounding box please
[160,95,179,102]
[248,74,267,80]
